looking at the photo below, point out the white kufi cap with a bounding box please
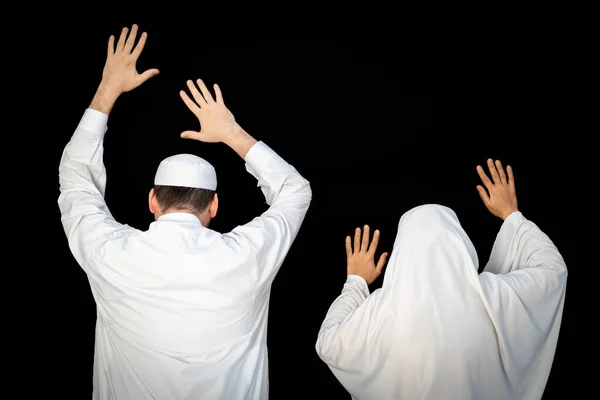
[154,154,217,190]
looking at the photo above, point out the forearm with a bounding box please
[514,219,567,274]
[58,108,121,255]
[320,276,369,331]
[59,109,108,195]
[315,275,370,364]
[89,81,120,116]
[228,140,312,284]
[483,212,567,275]
[223,126,258,160]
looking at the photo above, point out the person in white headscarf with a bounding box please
[58,24,311,400]
[315,159,567,400]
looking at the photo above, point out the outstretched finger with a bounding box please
[476,185,491,207]
[345,236,352,258]
[124,24,138,53]
[487,158,500,184]
[138,68,159,84]
[131,31,148,60]
[376,252,389,272]
[361,225,370,252]
[179,90,201,114]
[476,165,493,190]
[368,229,380,255]
[213,84,225,104]
[187,80,207,106]
[495,160,507,184]
[354,227,361,253]
[507,165,515,189]
[180,130,201,140]
[197,80,215,103]
[116,27,129,52]
[107,35,115,56]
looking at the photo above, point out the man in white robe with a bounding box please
[315,159,567,400]
[58,24,311,399]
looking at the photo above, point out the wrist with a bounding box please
[502,209,519,220]
[89,82,121,115]
[223,126,258,159]
[347,272,369,284]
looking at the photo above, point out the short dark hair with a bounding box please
[154,185,216,214]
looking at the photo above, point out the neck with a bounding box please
[156,209,209,226]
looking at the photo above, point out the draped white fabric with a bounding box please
[316,204,567,400]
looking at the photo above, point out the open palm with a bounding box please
[101,24,159,95]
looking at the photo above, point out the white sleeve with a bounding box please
[315,275,378,369]
[226,141,312,288]
[479,211,568,394]
[58,108,134,275]
[481,211,568,304]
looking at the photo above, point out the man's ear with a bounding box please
[209,193,219,218]
[149,188,158,214]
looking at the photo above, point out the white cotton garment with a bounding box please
[154,153,217,190]
[58,109,312,399]
[316,204,567,400]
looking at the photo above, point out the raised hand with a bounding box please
[179,79,240,143]
[346,225,389,285]
[476,159,519,220]
[101,24,159,95]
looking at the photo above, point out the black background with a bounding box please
[34,15,576,399]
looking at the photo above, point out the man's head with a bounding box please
[148,154,218,226]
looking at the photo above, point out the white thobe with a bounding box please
[58,108,312,399]
[316,204,567,400]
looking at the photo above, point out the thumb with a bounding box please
[376,252,389,271]
[476,185,491,208]
[180,130,200,140]
[139,68,160,83]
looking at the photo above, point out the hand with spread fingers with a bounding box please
[101,24,159,95]
[476,158,519,220]
[179,79,240,144]
[346,225,389,285]
[90,24,159,115]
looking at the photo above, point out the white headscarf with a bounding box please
[318,204,567,400]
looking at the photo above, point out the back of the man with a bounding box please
[58,25,312,399]
[90,214,274,399]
